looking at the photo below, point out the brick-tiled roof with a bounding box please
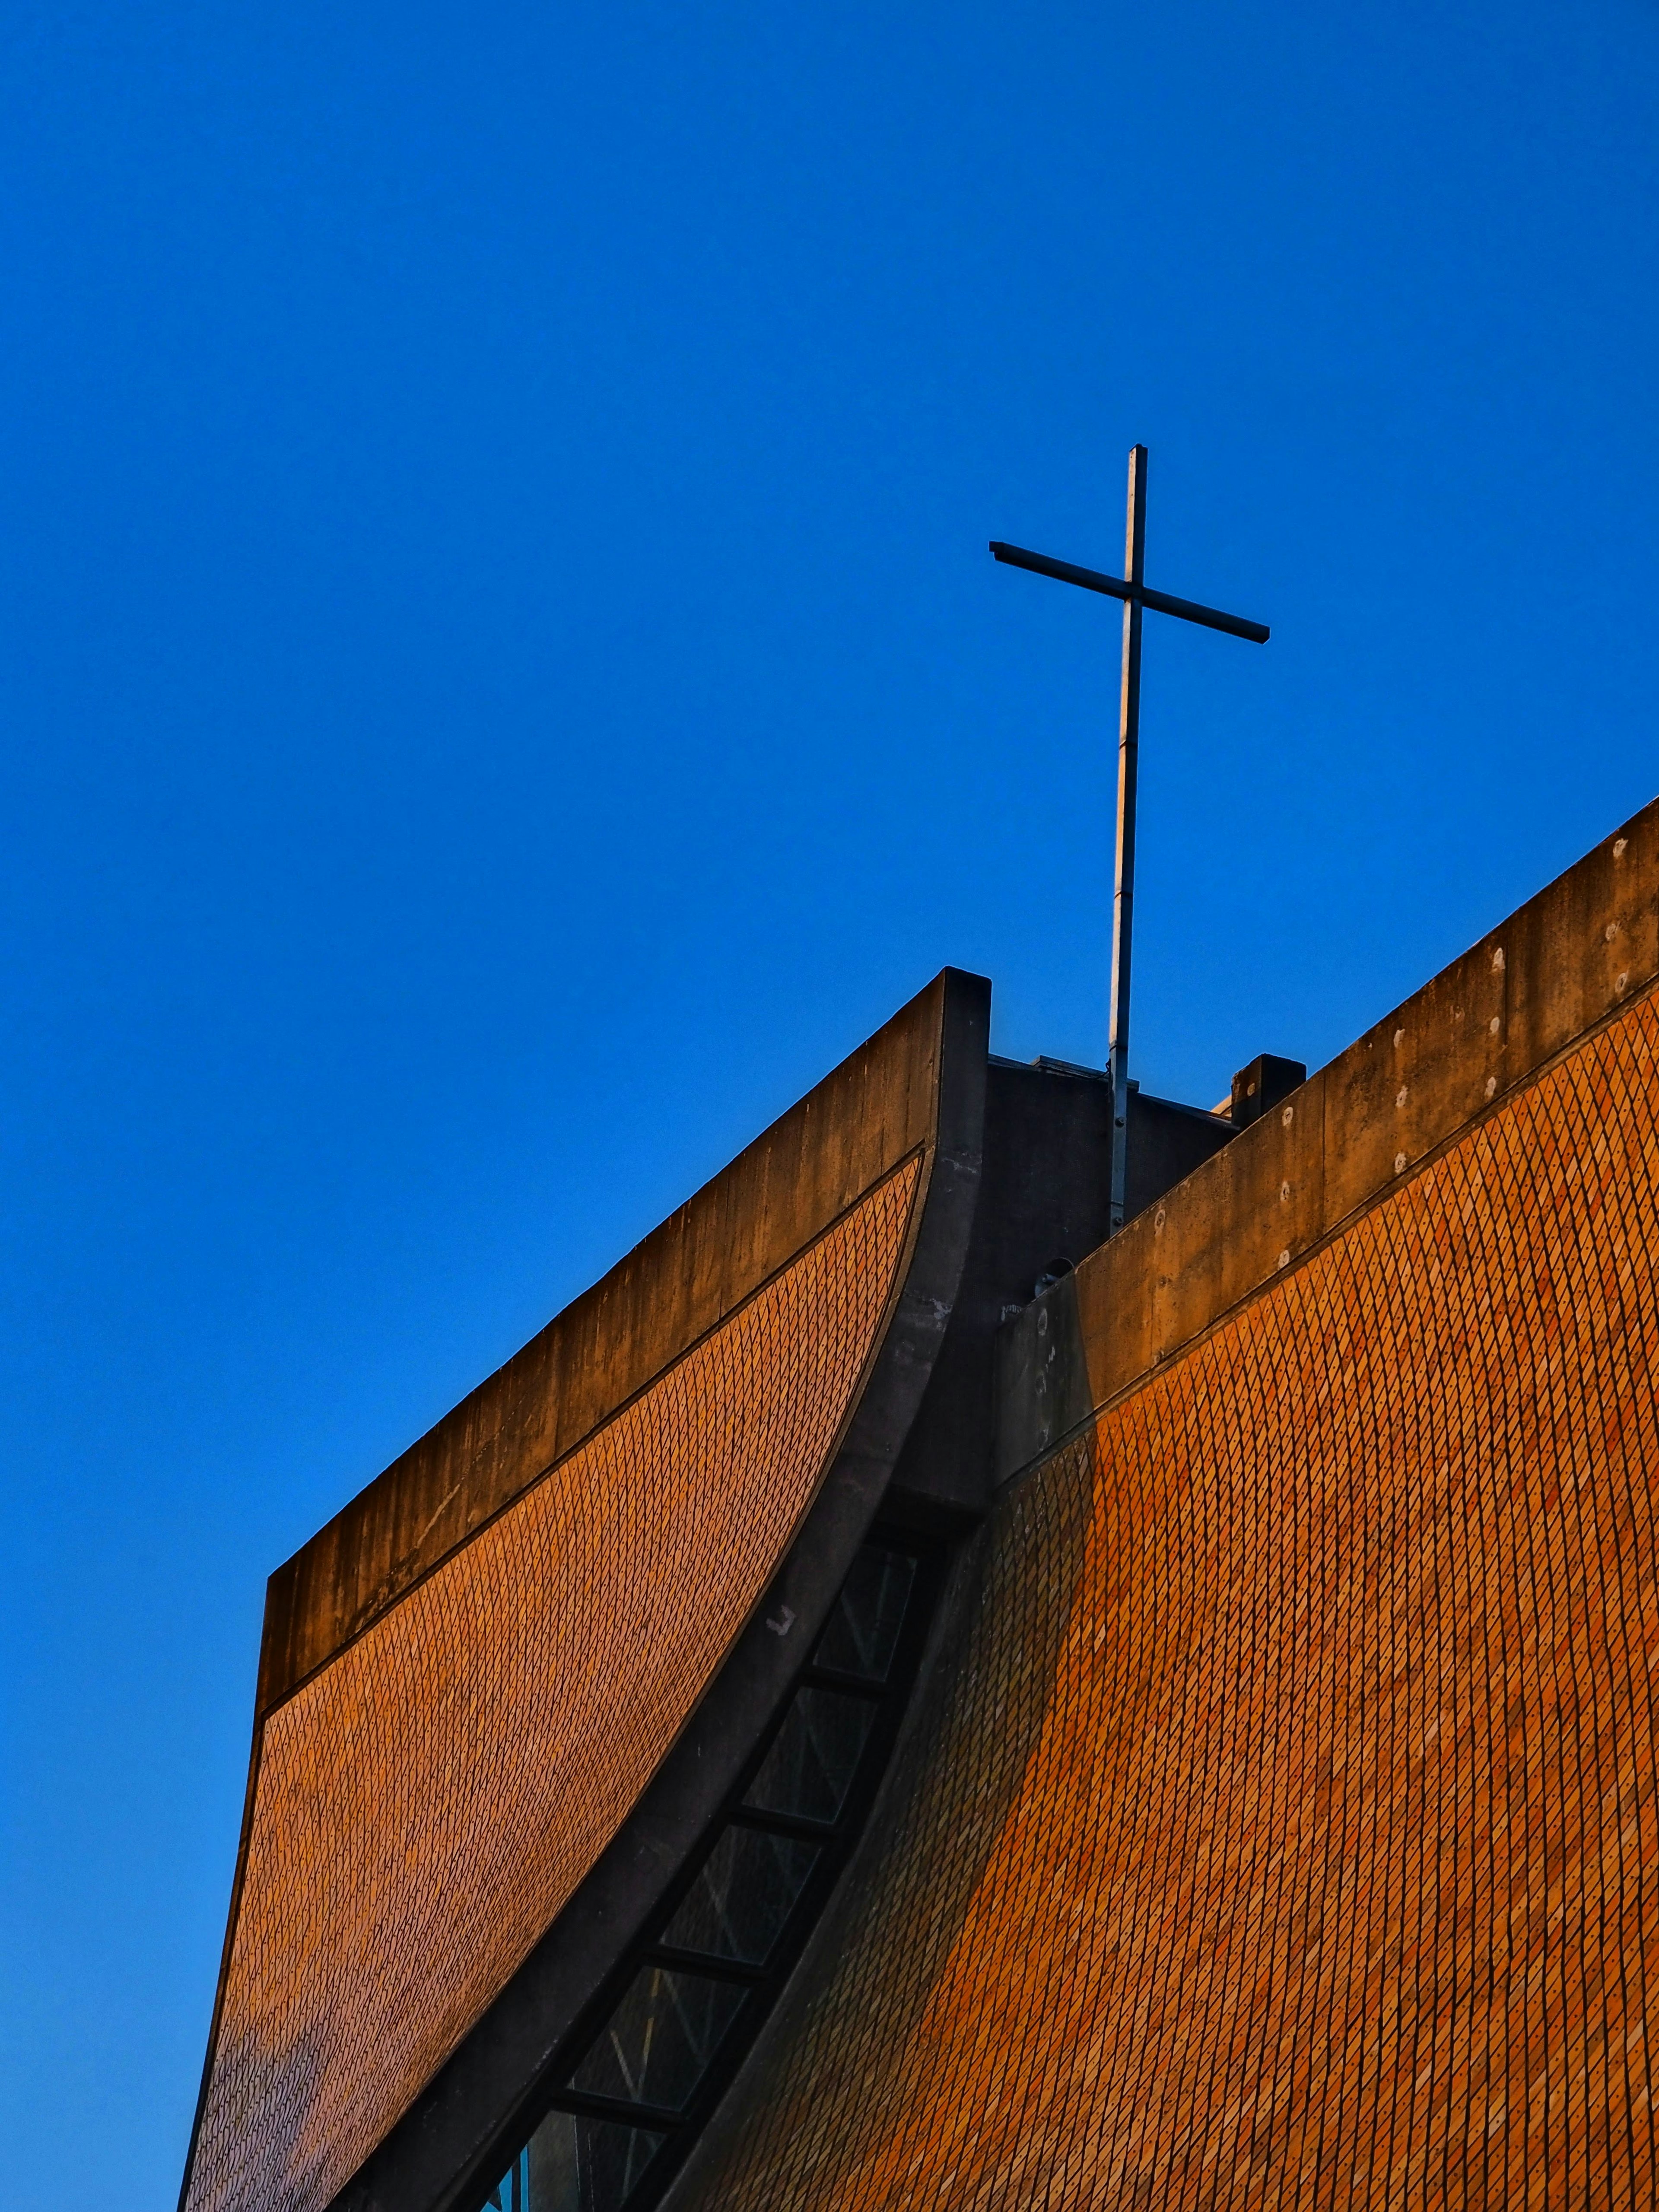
[184,1160,919,2212]
[678,988,1659,2209]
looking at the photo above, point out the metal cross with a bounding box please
[991,445,1269,1236]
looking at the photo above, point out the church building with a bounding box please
[182,798,1659,2212]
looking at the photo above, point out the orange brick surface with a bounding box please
[682,995,1659,2211]
[186,1159,919,2212]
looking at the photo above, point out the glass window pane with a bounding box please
[482,2150,528,2212]
[569,1967,746,2113]
[661,1825,820,1965]
[813,1546,916,1683]
[493,2110,664,2212]
[742,1687,876,1824]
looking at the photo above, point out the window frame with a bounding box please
[475,1524,944,2212]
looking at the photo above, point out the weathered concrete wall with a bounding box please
[261,970,975,1713]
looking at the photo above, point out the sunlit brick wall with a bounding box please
[186,1157,919,2212]
[684,992,1659,2211]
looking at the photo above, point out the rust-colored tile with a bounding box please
[682,995,1659,2212]
[185,1160,919,2212]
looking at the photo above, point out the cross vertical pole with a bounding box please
[989,446,1268,1227]
[1107,444,1147,1236]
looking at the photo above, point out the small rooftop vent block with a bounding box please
[1230,1053,1307,1128]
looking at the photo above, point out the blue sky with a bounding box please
[3,2,1656,2201]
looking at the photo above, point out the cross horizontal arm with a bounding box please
[989,541,1269,645]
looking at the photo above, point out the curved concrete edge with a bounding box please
[324,968,990,2212]
[177,969,988,2212]
[995,794,1659,1484]
[259,972,977,1718]
[655,1512,1000,2212]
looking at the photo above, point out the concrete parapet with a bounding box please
[998,794,1659,1481]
